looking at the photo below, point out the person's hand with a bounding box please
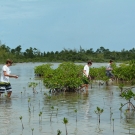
[88,75,91,80]
[109,68,112,71]
[14,75,18,78]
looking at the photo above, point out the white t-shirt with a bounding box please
[106,63,112,71]
[0,65,11,83]
[83,64,89,77]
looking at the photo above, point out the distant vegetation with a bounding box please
[34,60,135,93]
[0,42,135,63]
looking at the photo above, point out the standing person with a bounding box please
[106,60,114,80]
[82,60,92,93]
[0,59,18,97]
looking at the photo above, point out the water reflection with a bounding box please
[0,98,12,135]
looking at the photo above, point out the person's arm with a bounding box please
[83,69,88,77]
[3,71,18,78]
[106,67,112,71]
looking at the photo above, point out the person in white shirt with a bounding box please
[0,59,18,97]
[106,60,114,80]
[82,60,92,93]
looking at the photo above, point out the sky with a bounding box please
[0,0,135,52]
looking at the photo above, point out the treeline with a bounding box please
[0,43,135,63]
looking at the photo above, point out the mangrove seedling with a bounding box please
[119,83,124,95]
[56,108,58,116]
[39,111,42,122]
[31,128,34,135]
[28,97,31,107]
[119,90,135,110]
[40,112,42,117]
[63,117,68,135]
[28,107,31,113]
[19,116,24,130]
[50,106,54,122]
[28,82,38,93]
[48,95,51,101]
[74,109,77,123]
[95,107,104,123]
[110,107,113,123]
[44,92,48,96]
[40,111,42,117]
[44,93,52,104]
[112,119,114,132]
[57,129,62,135]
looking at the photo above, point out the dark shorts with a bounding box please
[0,82,12,93]
[82,76,89,84]
[106,71,114,78]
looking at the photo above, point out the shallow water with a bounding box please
[0,62,135,135]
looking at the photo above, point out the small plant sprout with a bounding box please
[57,129,62,135]
[28,82,38,93]
[39,111,42,122]
[119,90,135,110]
[119,103,123,111]
[50,106,54,122]
[48,95,51,103]
[74,109,77,123]
[63,117,68,135]
[44,93,52,104]
[95,107,104,124]
[28,107,31,113]
[56,108,58,116]
[119,83,124,95]
[40,111,42,117]
[28,97,31,107]
[44,92,48,96]
[112,118,114,132]
[110,107,113,123]
[31,128,34,135]
[19,116,24,130]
